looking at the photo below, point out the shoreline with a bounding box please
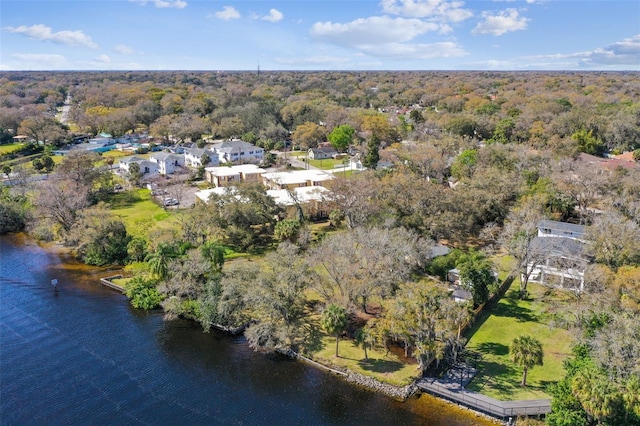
[7,231,507,424]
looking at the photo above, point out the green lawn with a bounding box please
[286,151,347,170]
[107,189,173,236]
[0,143,24,155]
[310,334,420,387]
[465,282,574,400]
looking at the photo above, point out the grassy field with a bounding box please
[107,189,174,236]
[309,334,420,387]
[286,151,347,170]
[465,281,575,400]
[0,143,24,155]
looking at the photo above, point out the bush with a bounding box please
[81,220,131,266]
[0,198,27,234]
[426,249,464,280]
[125,276,163,310]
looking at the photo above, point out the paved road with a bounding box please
[59,95,71,124]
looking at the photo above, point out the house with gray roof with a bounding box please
[118,156,159,176]
[308,146,338,160]
[527,220,590,291]
[184,147,220,168]
[211,140,264,164]
[149,152,185,175]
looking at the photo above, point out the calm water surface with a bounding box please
[0,234,497,425]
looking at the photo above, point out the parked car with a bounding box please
[163,198,179,206]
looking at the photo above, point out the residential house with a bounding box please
[184,147,220,168]
[194,186,237,204]
[118,156,159,176]
[527,220,590,292]
[212,140,264,164]
[262,169,334,190]
[149,152,185,175]
[266,186,330,220]
[537,219,586,240]
[205,164,265,187]
[308,146,338,160]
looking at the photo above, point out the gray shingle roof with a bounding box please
[538,220,586,237]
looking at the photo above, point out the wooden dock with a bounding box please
[416,377,551,420]
[99,275,125,293]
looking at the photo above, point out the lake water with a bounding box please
[0,234,496,425]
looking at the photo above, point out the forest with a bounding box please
[0,70,639,425]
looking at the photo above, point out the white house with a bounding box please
[308,146,338,160]
[212,140,264,164]
[149,152,185,175]
[184,147,220,168]
[118,156,159,176]
[537,219,586,241]
[526,220,590,292]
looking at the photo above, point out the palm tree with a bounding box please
[510,335,544,386]
[623,374,640,421]
[354,326,373,360]
[321,304,348,357]
[145,243,178,279]
[571,368,618,424]
[200,241,225,273]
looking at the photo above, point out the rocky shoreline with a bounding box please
[344,370,420,400]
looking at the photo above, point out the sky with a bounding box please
[1,0,639,71]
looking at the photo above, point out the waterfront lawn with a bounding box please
[108,189,172,236]
[465,282,574,401]
[309,334,419,387]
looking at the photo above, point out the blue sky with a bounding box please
[1,0,639,71]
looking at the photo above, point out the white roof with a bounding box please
[266,186,328,206]
[194,187,236,202]
[204,164,264,177]
[262,169,333,186]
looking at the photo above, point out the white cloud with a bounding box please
[310,16,466,61]
[114,44,135,55]
[262,9,284,23]
[583,34,640,66]
[364,41,467,59]
[154,0,187,9]
[311,16,442,47]
[131,0,187,9]
[95,54,111,63]
[273,55,352,67]
[472,8,528,36]
[380,0,473,22]
[212,6,240,20]
[5,24,97,48]
[11,53,67,67]
[525,34,640,68]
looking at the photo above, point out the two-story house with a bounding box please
[527,220,591,292]
[149,152,185,175]
[184,147,220,168]
[118,156,159,176]
[212,140,264,164]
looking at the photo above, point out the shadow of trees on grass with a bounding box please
[109,191,143,209]
[491,300,538,323]
[475,342,509,356]
[358,358,403,374]
[468,360,520,395]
